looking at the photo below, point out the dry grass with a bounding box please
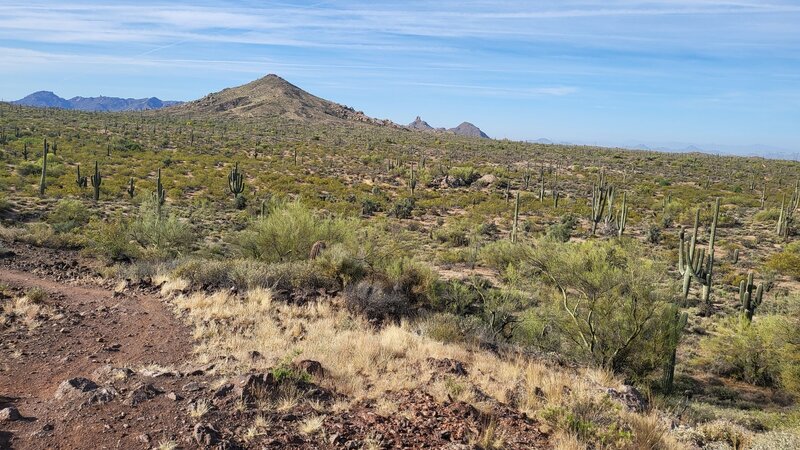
[298,415,326,435]
[188,398,211,419]
[166,284,685,449]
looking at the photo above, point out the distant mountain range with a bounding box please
[529,138,799,160]
[12,91,182,112]
[408,116,489,139]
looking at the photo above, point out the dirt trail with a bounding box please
[0,244,195,449]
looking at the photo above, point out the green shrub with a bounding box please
[697,315,800,394]
[128,197,195,259]
[545,214,577,242]
[389,197,415,219]
[234,201,354,263]
[754,208,781,222]
[47,199,91,233]
[765,242,800,280]
[86,218,138,261]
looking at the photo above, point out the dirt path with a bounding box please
[0,244,195,449]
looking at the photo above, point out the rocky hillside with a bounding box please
[167,74,395,127]
[407,116,490,138]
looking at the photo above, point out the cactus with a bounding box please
[228,162,246,209]
[553,190,560,209]
[154,168,166,215]
[740,272,764,322]
[409,164,417,197]
[51,140,57,156]
[590,169,613,235]
[616,192,628,237]
[662,305,688,393]
[522,168,532,190]
[511,191,520,243]
[678,198,719,302]
[539,165,545,201]
[76,165,88,188]
[127,177,136,199]
[39,138,48,196]
[732,248,739,264]
[23,142,28,160]
[90,161,102,201]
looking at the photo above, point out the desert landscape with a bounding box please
[2,1,800,449]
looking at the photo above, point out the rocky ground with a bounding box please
[0,242,551,449]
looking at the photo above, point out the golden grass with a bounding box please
[166,284,685,449]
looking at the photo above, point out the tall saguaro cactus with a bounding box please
[127,177,136,199]
[155,168,166,216]
[616,192,628,237]
[662,305,688,394]
[76,165,88,188]
[678,198,720,302]
[740,272,764,322]
[39,138,49,196]
[511,191,521,243]
[91,161,102,201]
[590,169,613,235]
[228,162,246,209]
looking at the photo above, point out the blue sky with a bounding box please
[1,1,799,151]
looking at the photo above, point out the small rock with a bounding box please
[55,377,98,401]
[212,383,234,398]
[0,407,22,422]
[297,360,325,379]
[166,392,182,401]
[182,382,204,392]
[137,433,151,444]
[193,423,221,446]
[126,383,163,406]
[87,386,117,405]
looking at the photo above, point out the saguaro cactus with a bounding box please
[228,162,246,209]
[511,191,521,243]
[662,305,688,393]
[127,177,136,199]
[409,164,417,197]
[76,165,88,188]
[91,161,102,201]
[39,139,48,196]
[23,142,28,160]
[616,192,628,237]
[154,168,166,215]
[678,198,720,302]
[740,272,764,322]
[590,169,613,235]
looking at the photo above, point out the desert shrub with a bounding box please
[753,208,781,222]
[16,161,41,176]
[417,312,469,344]
[389,197,415,219]
[479,240,530,272]
[525,239,673,373]
[765,242,800,280]
[434,228,469,247]
[174,258,339,296]
[0,194,10,213]
[645,223,661,244]
[697,315,800,394]
[128,197,195,259]
[234,201,354,263]
[691,420,753,450]
[447,166,481,187]
[380,257,438,306]
[85,218,138,261]
[546,214,577,242]
[344,280,411,322]
[47,199,91,233]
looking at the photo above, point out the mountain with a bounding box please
[408,116,435,131]
[407,116,490,139]
[13,91,72,109]
[450,122,489,138]
[169,74,394,126]
[12,91,181,112]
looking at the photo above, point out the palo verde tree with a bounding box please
[528,239,670,372]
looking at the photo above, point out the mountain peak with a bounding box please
[408,116,434,130]
[170,74,394,126]
[450,122,490,139]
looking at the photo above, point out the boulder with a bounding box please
[54,377,98,402]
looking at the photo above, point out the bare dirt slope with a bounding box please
[0,243,195,449]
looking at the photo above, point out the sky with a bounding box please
[0,0,799,152]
